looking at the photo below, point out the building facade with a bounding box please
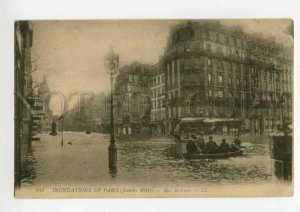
[162,21,293,135]
[150,62,167,135]
[90,92,110,132]
[114,62,153,136]
[32,77,51,132]
[14,21,34,188]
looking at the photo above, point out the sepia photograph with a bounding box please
[14,19,293,198]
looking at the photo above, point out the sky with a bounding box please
[30,19,293,114]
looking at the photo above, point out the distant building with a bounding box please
[150,62,167,135]
[161,21,293,135]
[33,76,51,132]
[114,62,153,136]
[91,92,110,132]
[63,92,110,132]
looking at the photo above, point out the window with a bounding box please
[244,79,247,87]
[234,39,237,47]
[206,43,212,51]
[218,91,223,98]
[227,48,232,56]
[232,63,237,72]
[208,73,212,84]
[185,43,191,52]
[216,33,220,42]
[134,75,138,83]
[189,29,195,38]
[217,46,223,54]
[208,89,213,97]
[175,90,179,98]
[275,73,279,81]
[218,75,223,84]
[241,41,244,48]
[228,77,232,86]
[226,37,229,44]
[206,30,210,39]
[237,78,240,87]
[235,50,239,57]
[129,74,133,82]
[217,60,223,70]
[207,58,212,67]
[242,52,246,58]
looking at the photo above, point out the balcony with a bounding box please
[164,97,181,107]
[181,80,203,88]
[163,48,247,64]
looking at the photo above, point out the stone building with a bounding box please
[114,62,153,136]
[161,21,293,135]
[33,76,51,132]
[14,21,34,188]
[150,62,167,135]
[90,92,110,132]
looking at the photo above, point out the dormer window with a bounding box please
[234,39,237,47]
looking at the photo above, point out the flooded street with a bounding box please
[21,132,272,188]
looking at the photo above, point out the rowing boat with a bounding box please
[183,149,243,159]
[173,138,188,143]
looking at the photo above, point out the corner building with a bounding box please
[162,21,293,135]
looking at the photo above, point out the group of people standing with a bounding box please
[186,133,241,154]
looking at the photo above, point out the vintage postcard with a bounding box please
[14,19,293,198]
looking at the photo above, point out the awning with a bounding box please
[203,118,241,123]
[180,117,205,123]
[180,117,242,124]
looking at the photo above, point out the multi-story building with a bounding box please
[14,21,34,188]
[32,76,51,132]
[245,36,293,133]
[150,62,167,135]
[162,21,293,135]
[114,62,153,136]
[90,92,110,132]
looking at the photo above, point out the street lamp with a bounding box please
[104,47,119,169]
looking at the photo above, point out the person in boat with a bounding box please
[186,135,201,154]
[219,138,230,153]
[205,136,219,154]
[196,132,206,152]
[233,135,241,147]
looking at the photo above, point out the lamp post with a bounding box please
[104,47,119,169]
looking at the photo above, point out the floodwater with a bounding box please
[21,132,272,188]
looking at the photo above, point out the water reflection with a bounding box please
[109,167,118,179]
[21,144,37,185]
